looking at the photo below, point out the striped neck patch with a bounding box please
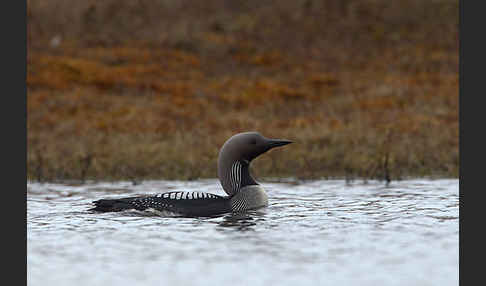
[229,160,242,194]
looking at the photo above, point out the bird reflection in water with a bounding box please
[217,210,266,231]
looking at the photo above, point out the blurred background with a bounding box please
[27,0,459,182]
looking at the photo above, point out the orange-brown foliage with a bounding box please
[27,0,459,181]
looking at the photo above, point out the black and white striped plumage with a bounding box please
[90,132,291,217]
[229,160,243,193]
[90,191,231,217]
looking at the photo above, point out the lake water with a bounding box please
[27,179,459,286]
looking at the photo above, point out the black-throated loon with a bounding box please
[89,132,292,217]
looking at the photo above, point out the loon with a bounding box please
[89,132,292,217]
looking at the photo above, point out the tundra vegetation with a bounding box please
[27,0,458,183]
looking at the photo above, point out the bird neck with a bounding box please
[230,185,268,211]
[219,159,258,196]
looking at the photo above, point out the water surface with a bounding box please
[27,179,458,286]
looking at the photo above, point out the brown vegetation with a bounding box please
[27,0,459,182]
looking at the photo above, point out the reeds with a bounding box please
[27,0,459,182]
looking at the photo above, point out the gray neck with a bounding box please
[230,185,268,211]
[219,159,258,196]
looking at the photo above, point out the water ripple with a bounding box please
[28,179,458,286]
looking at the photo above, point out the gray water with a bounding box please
[27,179,459,286]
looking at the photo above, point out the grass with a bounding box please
[27,0,459,182]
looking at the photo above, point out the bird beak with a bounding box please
[267,138,293,148]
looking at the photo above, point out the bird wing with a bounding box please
[90,191,231,217]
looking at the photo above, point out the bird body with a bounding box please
[90,132,291,217]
